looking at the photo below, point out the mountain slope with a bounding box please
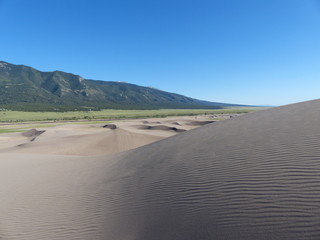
[0,61,244,111]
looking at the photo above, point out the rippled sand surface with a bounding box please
[1,100,320,239]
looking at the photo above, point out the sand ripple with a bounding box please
[1,99,320,239]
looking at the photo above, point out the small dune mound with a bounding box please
[102,124,117,130]
[152,125,185,132]
[186,120,215,126]
[142,121,161,124]
[136,125,186,132]
[22,129,45,142]
[172,122,181,126]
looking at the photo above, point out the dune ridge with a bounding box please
[135,124,186,132]
[10,128,163,156]
[1,99,320,239]
[22,129,46,142]
[0,117,212,156]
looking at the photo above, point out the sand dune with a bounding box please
[185,120,215,125]
[102,124,117,129]
[0,117,211,156]
[1,100,320,239]
[22,129,46,139]
[135,124,186,132]
[9,128,163,156]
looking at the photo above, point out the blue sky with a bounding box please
[0,0,319,106]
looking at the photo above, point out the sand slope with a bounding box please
[1,99,320,239]
[0,117,209,156]
[10,128,163,156]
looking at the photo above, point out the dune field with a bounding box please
[0,116,215,156]
[1,100,320,239]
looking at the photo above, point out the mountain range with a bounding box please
[0,61,245,111]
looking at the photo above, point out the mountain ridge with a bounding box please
[0,61,247,111]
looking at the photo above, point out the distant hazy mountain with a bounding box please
[0,61,245,111]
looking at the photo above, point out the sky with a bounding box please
[0,0,319,106]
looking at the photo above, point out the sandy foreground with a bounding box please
[1,101,320,239]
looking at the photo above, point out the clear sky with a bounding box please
[0,0,319,106]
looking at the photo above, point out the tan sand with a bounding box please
[0,116,210,156]
[1,100,320,239]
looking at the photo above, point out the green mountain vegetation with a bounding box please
[0,61,245,111]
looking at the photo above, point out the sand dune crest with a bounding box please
[102,124,117,129]
[135,124,186,132]
[2,100,320,239]
[22,129,45,141]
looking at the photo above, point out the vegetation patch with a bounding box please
[0,128,26,134]
[0,108,262,123]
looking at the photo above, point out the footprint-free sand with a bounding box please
[1,100,320,239]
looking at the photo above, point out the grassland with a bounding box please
[0,128,26,133]
[0,108,262,123]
